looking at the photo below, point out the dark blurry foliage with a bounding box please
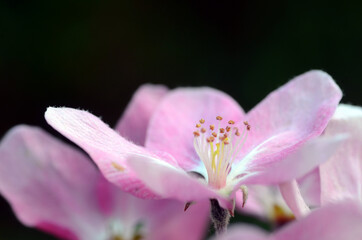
[0,0,361,239]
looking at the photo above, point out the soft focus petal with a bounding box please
[145,87,245,170]
[45,107,177,199]
[320,104,362,204]
[216,201,362,240]
[0,125,105,240]
[274,200,362,240]
[297,168,321,207]
[279,180,310,218]
[126,154,233,210]
[236,70,342,180]
[97,177,210,240]
[115,84,168,146]
[210,225,268,240]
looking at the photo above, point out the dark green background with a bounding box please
[0,0,361,239]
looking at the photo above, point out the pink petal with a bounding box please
[275,200,362,240]
[126,154,233,210]
[217,201,362,240]
[239,70,342,179]
[45,107,177,199]
[279,180,310,219]
[211,225,268,240]
[297,168,321,207]
[0,125,105,240]
[115,84,168,146]
[320,104,362,204]
[97,176,210,240]
[234,133,346,186]
[145,87,245,170]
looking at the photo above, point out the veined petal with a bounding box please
[320,104,362,204]
[237,70,342,177]
[0,125,105,240]
[145,87,245,171]
[45,107,177,199]
[115,84,168,146]
[126,154,233,210]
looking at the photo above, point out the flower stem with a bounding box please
[210,199,230,234]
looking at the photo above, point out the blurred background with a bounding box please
[1,0,361,239]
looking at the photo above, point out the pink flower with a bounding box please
[0,125,209,240]
[212,200,362,240]
[45,70,342,213]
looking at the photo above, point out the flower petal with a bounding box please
[115,84,168,146]
[237,70,342,178]
[45,107,177,199]
[279,180,310,218]
[320,104,362,204]
[0,125,105,240]
[274,200,362,240]
[145,87,245,170]
[230,134,346,186]
[126,154,233,210]
[216,201,362,240]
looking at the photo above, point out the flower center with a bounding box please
[193,116,250,189]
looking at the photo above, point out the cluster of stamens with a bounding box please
[193,116,251,189]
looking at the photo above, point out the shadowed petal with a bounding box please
[115,84,168,146]
[145,87,245,171]
[45,107,177,199]
[0,125,105,240]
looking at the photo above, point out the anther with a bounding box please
[199,119,205,124]
[235,130,240,136]
[243,121,249,126]
[228,120,235,125]
[193,131,200,137]
[216,116,223,120]
[210,125,215,130]
[247,125,251,131]
[219,128,225,133]
[212,132,217,137]
[196,123,201,128]
[226,126,231,132]
[201,128,206,133]
[224,133,228,138]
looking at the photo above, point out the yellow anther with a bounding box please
[226,126,231,132]
[201,128,206,133]
[228,120,235,125]
[216,116,223,120]
[212,132,217,137]
[210,125,215,130]
[199,119,205,124]
[112,162,125,172]
[196,123,201,128]
[219,128,225,133]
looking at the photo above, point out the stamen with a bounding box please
[112,162,125,172]
[193,131,200,137]
[192,116,251,189]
